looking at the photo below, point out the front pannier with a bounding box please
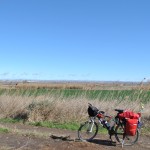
[125,119,138,136]
[88,105,99,117]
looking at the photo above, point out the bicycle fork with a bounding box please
[87,119,95,133]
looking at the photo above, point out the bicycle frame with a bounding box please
[88,114,112,131]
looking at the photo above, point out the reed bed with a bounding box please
[0,90,149,123]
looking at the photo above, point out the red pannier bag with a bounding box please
[118,110,139,120]
[118,110,139,136]
[125,119,138,136]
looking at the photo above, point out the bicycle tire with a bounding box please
[78,121,98,142]
[115,124,139,146]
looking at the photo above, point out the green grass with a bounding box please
[0,127,9,133]
[31,121,80,131]
[0,118,108,133]
[0,88,150,103]
[30,121,108,134]
[0,118,21,123]
[97,126,108,134]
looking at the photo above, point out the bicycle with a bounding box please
[78,103,142,147]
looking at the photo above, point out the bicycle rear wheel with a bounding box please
[78,121,98,142]
[115,124,139,146]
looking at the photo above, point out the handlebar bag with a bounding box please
[88,105,99,117]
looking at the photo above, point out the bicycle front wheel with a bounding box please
[78,121,98,142]
[115,124,139,146]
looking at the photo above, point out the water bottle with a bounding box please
[103,120,110,129]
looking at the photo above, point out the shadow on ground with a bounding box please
[89,139,116,147]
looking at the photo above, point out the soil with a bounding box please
[0,122,150,150]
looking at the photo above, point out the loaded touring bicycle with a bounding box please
[78,103,142,147]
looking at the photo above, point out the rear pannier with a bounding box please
[125,119,138,136]
[118,110,139,136]
[118,111,139,120]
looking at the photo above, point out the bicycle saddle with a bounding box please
[115,109,124,113]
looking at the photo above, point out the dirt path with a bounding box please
[0,122,150,150]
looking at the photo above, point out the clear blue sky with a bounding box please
[0,0,150,81]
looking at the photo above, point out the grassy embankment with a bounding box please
[0,84,150,132]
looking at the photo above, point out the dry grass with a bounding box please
[0,94,149,123]
[0,80,150,123]
[1,80,150,90]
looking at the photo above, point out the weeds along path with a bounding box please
[0,122,150,150]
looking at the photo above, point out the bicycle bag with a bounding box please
[118,110,139,120]
[125,119,138,136]
[88,105,99,117]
